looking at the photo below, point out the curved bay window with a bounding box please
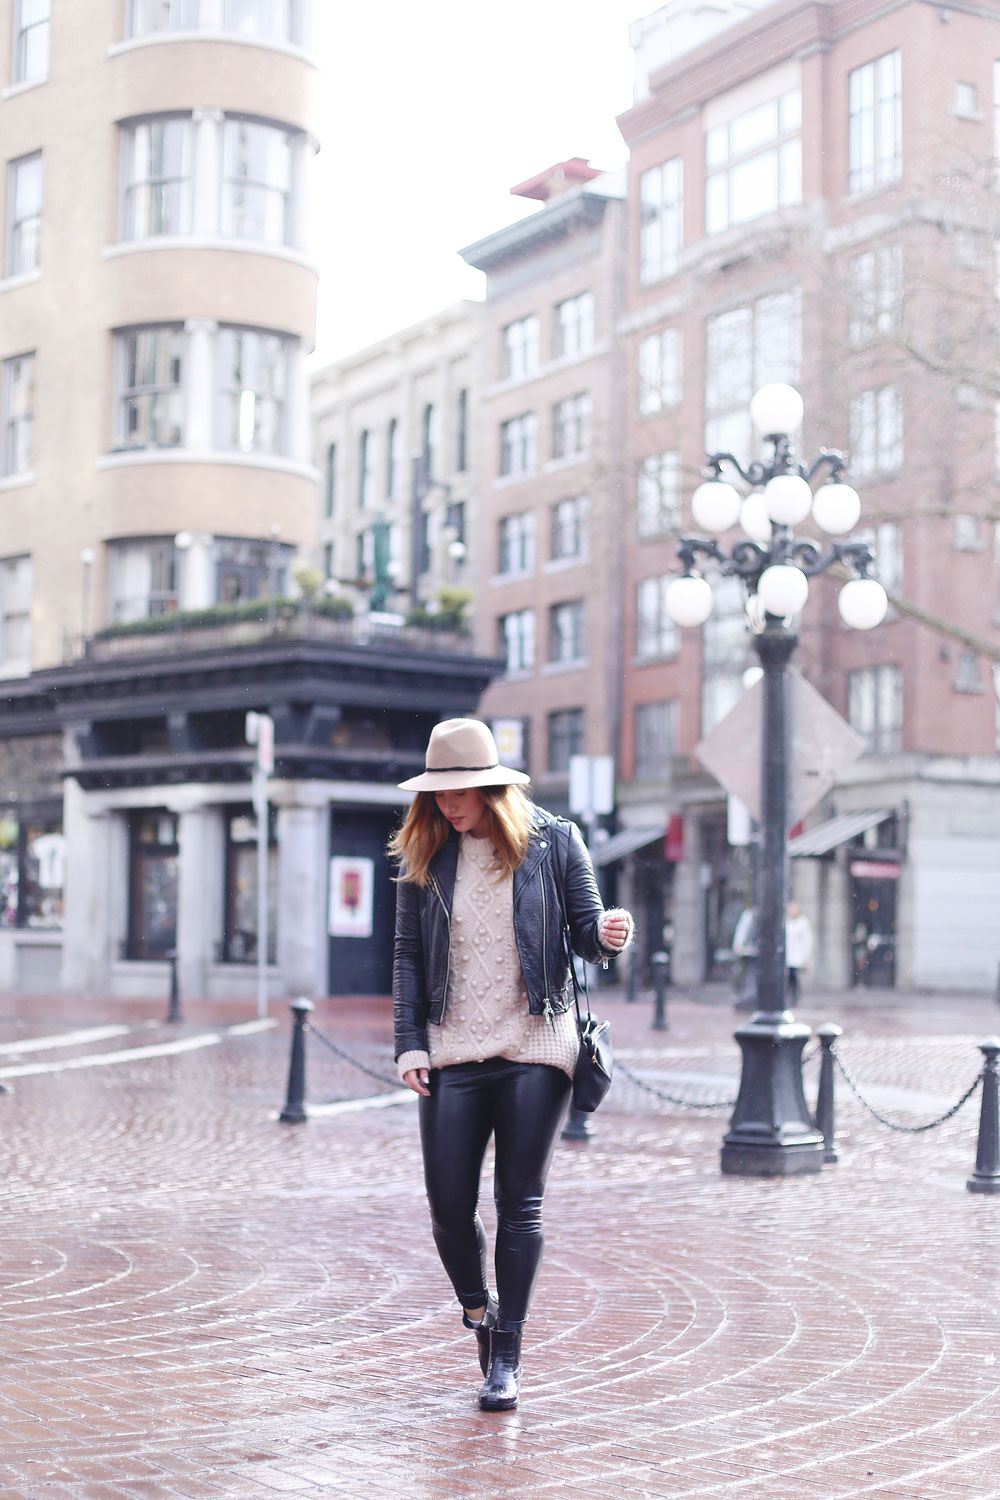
[216,327,289,454]
[120,118,193,241]
[127,811,178,960]
[221,117,294,246]
[222,806,277,964]
[116,328,186,449]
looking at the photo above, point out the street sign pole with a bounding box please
[246,712,274,1020]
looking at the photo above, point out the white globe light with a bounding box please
[742,666,764,690]
[750,383,804,437]
[764,473,813,526]
[757,564,809,617]
[691,480,742,534]
[739,491,772,544]
[812,482,862,535]
[666,574,714,628]
[838,577,889,631]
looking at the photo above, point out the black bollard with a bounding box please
[813,1022,843,1164]
[279,997,314,1124]
[651,950,669,1031]
[166,949,181,1024]
[626,947,638,1003]
[967,1037,1000,1194]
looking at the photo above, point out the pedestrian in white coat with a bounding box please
[785,901,813,1000]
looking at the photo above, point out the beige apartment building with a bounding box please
[0,1,500,1001]
[310,301,480,621]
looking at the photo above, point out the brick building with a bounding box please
[614,0,1000,991]
[459,160,628,816]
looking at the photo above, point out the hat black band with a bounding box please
[425,761,500,773]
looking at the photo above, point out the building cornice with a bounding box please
[460,192,613,274]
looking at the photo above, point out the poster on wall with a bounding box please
[328,856,375,938]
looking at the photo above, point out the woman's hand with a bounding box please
[403,1068,431,1097]
[601,912,631,951]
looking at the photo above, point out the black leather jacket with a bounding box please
[393,807,613,1061]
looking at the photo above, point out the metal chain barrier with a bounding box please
[832,1043,982,1133]
[304,1019,406,1090]
[615,1057,736,1111]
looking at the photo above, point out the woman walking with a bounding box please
[391,718,632,1411]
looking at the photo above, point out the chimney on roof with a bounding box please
[510,158,602,202]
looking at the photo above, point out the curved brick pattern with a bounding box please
[0,993,995,1498]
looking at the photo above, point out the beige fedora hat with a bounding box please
[398,718,531,792]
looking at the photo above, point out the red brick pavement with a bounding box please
[0,984,995,1497]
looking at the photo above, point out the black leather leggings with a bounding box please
[418,1058,572,1325]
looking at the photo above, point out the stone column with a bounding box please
[184,318,217,451]
[61,779,118,995]
[276,798,329,998]
[191,109,223,236]
[174,802,224,1000]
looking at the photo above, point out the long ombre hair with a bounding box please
[388,784,535,887]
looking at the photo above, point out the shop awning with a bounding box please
[592,825,667,867]
[788,808,891,858]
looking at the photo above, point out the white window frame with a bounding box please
[6,152,43,277]
[555,292,594,359]
[127,0,200,34]
[639,158,683,285]
[502,315,540,380]
[215,325,289,455]
[12,0,49,85]
[638,327,682,415]
[499,413,536,479]
[849,386,903,476]
[498,512,534,576]
[634,700,675,782]
[848,50,902,195]
[636,576,679,661]
[1,352,34,477]
[500,609,535,675]
[637,452,680,539]
[552,392,591,462]
[705,87,802,235]
[109,537,179,623]
[0,554,32,671]
[550,496,587,563]
[115,327,187,451]
[120,117,194,241]
[704,290,801,456]
[221,116,295,246]
[548,598,586,666]
[848,244,902,348]
[847,664,902,753]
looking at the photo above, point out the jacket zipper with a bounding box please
[538,866,554,1027]
[428,873,452,1021]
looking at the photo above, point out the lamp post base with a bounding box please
[720,1014,824,1177]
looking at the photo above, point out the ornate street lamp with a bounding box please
[666,383,889,1176]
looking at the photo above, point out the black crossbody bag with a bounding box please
[552,821,614,1113]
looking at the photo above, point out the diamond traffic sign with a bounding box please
[695,667,866,827]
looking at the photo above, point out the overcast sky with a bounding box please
[310,2,650,366]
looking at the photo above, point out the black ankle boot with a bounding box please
[479,1320,523,1411]
[462,1293,497,1376]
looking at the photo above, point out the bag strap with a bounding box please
[552,818,592,1028]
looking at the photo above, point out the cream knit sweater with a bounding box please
[396,832,580,1080]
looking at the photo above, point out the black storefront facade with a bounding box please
[0,616,500,1001]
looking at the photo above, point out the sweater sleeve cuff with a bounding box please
[598,908,635,955]
[397,1049,430,1081]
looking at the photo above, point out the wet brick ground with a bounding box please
[0,983,996,1498]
